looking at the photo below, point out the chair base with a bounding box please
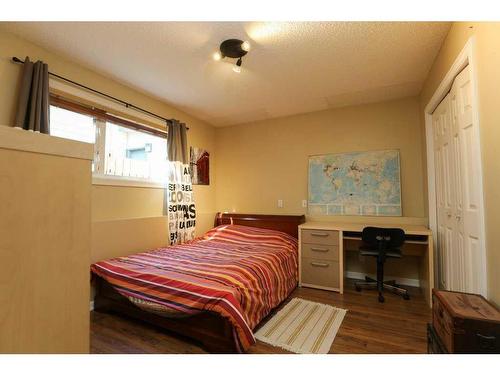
[355,276,410,303]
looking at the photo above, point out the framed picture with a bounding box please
[308,149,402,216]
[189,146,210,185]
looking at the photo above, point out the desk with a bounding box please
[298,222,434,307]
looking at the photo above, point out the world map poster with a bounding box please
[308,150,402,216]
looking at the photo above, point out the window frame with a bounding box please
[49,95,168,189]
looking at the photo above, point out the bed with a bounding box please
[91,213,305,353]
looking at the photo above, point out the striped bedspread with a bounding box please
[90,224,298,352]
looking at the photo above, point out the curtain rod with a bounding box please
[12,56,189,130]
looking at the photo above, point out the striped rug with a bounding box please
[255,298,347,354]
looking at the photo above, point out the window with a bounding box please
[49,98,168,185]
[104,122,168,182]
[50,106,96,144]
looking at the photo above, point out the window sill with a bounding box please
[92,175,165,189]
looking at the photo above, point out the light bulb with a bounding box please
[233,58,242,73]
[241,41,251,52]
[212,51,222,61]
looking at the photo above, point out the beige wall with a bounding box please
[215,96,427,224]
[419,22,500,306]
[0,29,217,248]
[91,216,168,263]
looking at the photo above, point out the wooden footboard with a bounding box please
[94,276,237,353]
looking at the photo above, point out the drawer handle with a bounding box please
[311,247,329,252]
[476,334,497,350]
[476,333,496,341]
[311,232,329,237]
[311,262,329,268]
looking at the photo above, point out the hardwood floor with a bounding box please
[90,279,431,354]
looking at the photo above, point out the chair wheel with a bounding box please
[403,293,410,300]
[355,285,361,292]
[378,295,385,303]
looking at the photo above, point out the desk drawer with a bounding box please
[301,243,339,261]
[301,229,339,245]
[301,258,339,288]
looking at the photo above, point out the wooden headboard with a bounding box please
[214,212,305,239]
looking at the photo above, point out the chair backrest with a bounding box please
[361,226,406,250]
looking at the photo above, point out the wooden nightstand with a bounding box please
[298,225,343,293]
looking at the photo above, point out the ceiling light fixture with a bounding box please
[241,41,251,52]
[213,39,250,73]
[232,58,242,73]
[212,52,222,61]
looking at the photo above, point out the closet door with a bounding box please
[432,94,455,290]
[432,65,486,295]
[452,66,485,293]
[449,78,466,292]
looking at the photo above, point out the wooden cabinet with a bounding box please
[427,323,448,353]
[432,289,500,353]
[299,227,343,292]
[0,126,93,353]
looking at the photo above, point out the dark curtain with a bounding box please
[14,57,50,134]
[167,120,188,163]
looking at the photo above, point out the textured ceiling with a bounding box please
[1,22,450,127]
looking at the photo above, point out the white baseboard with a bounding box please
[346,271,420,287]
[90,300,95,311]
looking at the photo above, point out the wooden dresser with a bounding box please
[298,224,343,293]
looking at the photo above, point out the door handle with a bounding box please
[311,232,329,237]
[311,247,329,252]
[311,262,329,268]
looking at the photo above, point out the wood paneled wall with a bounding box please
[0,127,92,353]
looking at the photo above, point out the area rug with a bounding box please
[255,298,347,354]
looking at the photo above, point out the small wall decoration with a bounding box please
[308,149,402,216]
[189,147,210,185]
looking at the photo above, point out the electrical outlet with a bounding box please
[302,200,307,208]
[277,199,284,208]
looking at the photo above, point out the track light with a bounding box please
[232,58,242,73]
[241,41,251,52]
[213,38,250,73]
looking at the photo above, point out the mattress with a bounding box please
[90,224,298,352]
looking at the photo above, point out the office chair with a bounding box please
[354,227,410,303]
